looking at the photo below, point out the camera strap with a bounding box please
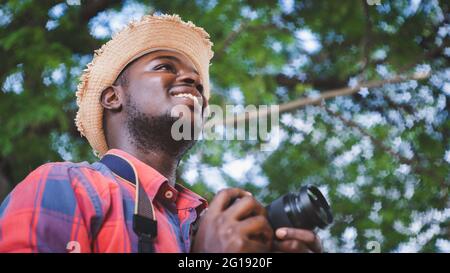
[100,154,157,253]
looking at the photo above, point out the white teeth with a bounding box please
[174,93,200,106]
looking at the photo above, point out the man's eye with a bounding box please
[154,64,175,72]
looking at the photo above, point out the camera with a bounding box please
[266,185,333,231]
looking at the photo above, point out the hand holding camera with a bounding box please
[191,185,333,253]
[266,185,333,253]
[191,188,273,253]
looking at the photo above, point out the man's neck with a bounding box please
[105,121,194,186]
[138,148,179,186]
[114,145,179,186]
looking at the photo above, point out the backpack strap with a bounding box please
[100,154,157,253]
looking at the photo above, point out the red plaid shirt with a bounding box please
[0,149,207,253]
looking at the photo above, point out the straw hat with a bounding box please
[75,14,214,157]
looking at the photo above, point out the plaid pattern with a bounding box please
[0,149,207,253]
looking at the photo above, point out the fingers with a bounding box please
[276,228,315,242]
[275,228,322,253]
[272,240,313,253]
[225,195,267,220]
[240,239,271,253]
[208,188,252,214]
[238,215,273,242]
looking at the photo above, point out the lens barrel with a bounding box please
[266,185,333,231]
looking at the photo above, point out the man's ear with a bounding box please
[100,85,123,112]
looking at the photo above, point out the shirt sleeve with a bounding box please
[0,163,106,253]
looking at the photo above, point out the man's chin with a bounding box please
[126,101,200,158]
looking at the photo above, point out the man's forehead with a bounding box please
[135,49,198,73]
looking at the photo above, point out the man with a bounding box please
[0,14,321,253]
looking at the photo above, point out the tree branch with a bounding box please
[321,105,414,165]
[205,71,430,128]
[80,0,122,22]
[275,73,349,91]
[359,0,373,78]
[213,20,249,60]
[213,22,290,60]
[320,105,444,184]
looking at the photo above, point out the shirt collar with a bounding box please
[104,149,207,209]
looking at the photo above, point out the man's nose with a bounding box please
[177,70,203,93]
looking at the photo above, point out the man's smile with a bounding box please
[169,85,203,110]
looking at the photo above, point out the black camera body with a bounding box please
[266,185,333,231]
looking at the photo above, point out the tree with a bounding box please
[0,0,449,252]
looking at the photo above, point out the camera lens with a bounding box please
[266,185,333,231]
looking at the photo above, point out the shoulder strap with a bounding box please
[100,154,157,253]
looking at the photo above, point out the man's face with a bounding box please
[117,49,206,156]
[123,49,206,124]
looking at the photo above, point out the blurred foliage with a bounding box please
[0,0,449,252]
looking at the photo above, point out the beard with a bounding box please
[125,98,197,160]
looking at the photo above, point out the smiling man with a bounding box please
[0,14,321,253]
